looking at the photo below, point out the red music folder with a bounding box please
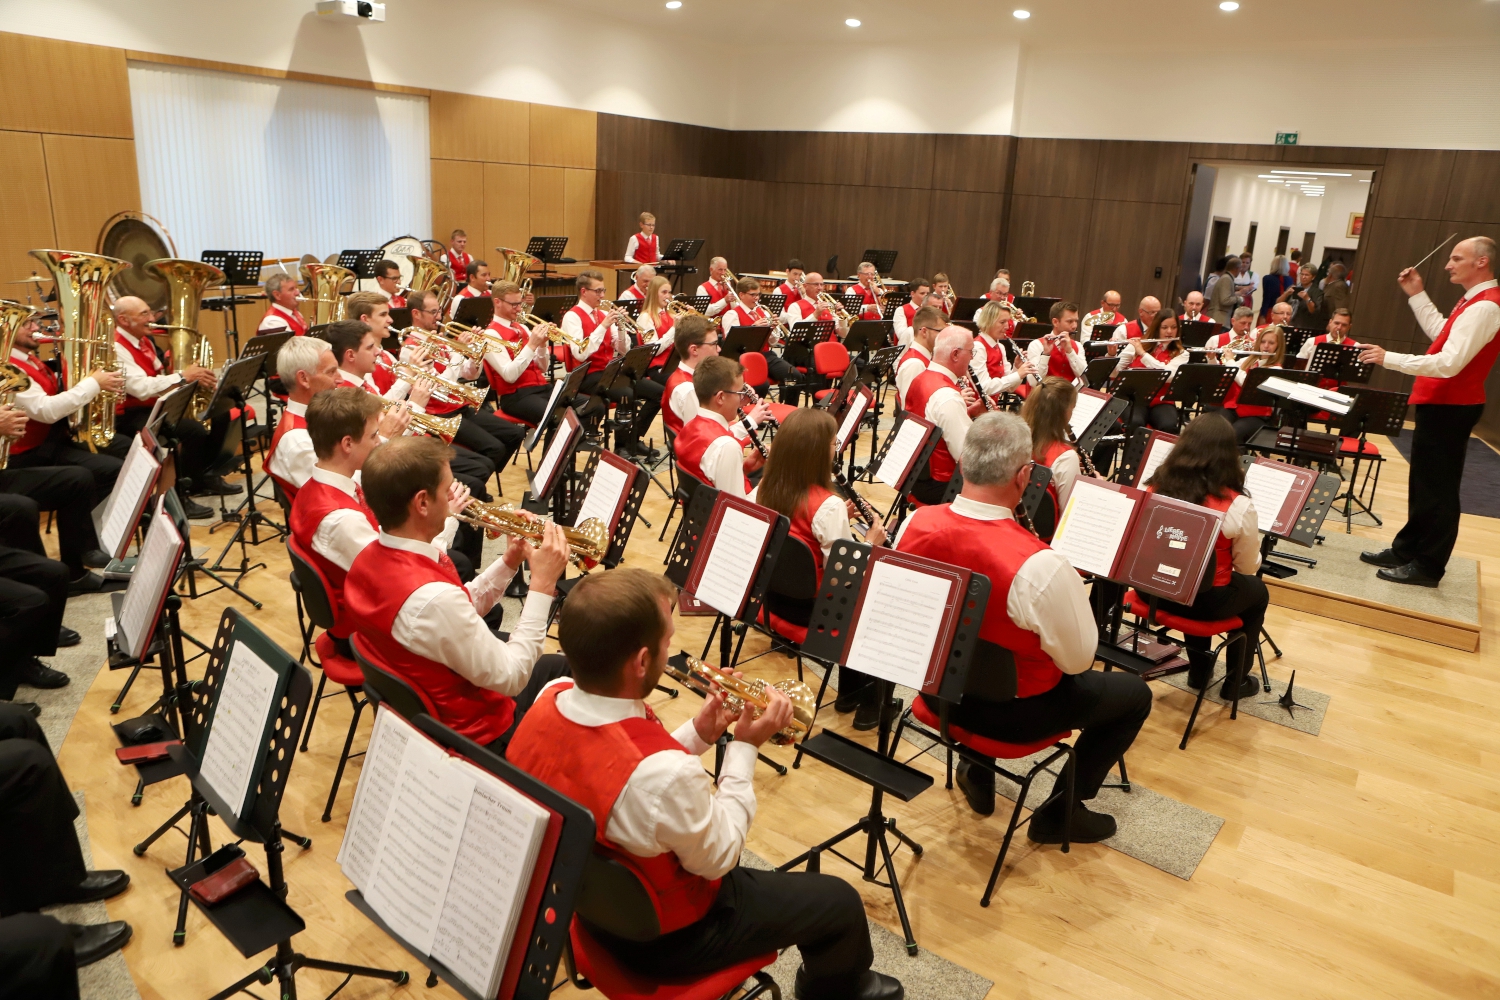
[841,548,972,695]
[684,493,778,619]
[574,449,638,538]
[873,412,935,491]
[1051,477,1148,580]
[1116,493,1223,603]
[836,385,875,456]
[531,407,581,501]
[1242,457,1317,538]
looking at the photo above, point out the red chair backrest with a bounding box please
[813,340,850,377]
[739,350,769,386]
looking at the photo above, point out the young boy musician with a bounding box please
[507,568,902,1000]
[673,356,763,499]
[625,212,661,263]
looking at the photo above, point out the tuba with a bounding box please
[1020,280,1036,297]
[30,250,130,450]
[495,246,542,297]
[299,262,356,325]
[0,301,37,469]
[405,253,455,317]
[145,258,224,419]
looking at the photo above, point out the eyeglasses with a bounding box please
[736,385,756,398]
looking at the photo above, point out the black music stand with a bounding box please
[525,372,584,454]
[388,306,412,330]
[201,251,263,358]
[763,292,786,315]
[860,249,898,276]
[526,407,586,525]
[722,325,771,360]
[682,293,712,313]
[1309,342,1373,388]
[1177,320,1219,349]
[1282,326,1320,359]
[1014,296,1060,319]
[1112,426,1153,486]
[1328,386,1407,529]
[1167,364,1236,417]
[1075,393,1130,457]
[453,295,495,328]
[207,353,287,599]
[1109,368,1170,407]
[1085,356,1118,389]
[870,412,943,526]
[529,295,578,324]
[845,320,893,359]
[661,239,703,290]
[567,449,651,568]
[345,713,594,1000]
[337,249,383,278]
[526,235,571,264]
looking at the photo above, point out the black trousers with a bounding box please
[0,465,101,575]
[0,703,88,916]
[1231,414,1266,444]
[484,653,571,753]
[453,407,523,474]
[932,669,1152,805]
[499,384,553,426]
[106,407,215,480]
[910,475,949,506]
[0,499,68,694]
[591,866,874,998]
[1393,402,1485,578]
[0,913,77,1000]
[8,422,121,497]
[766,352,802,406]
[580,371,638,448]
[448,447,496,502]
[632,375,664,441]
[1161,572,1269,682]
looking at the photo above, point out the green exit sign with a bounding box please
[1276,131,1299,145]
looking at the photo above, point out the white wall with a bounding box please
[1309,179,1371,268]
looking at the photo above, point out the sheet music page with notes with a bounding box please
[837,392,868,453]
[430,762,551,998]
[197,640,280,820]
[844,560,952,689]
[1068,391,1107,440]
[574,458,629,532]
[526,379,567,451]
[533,420,572,497]
[100,436,159,557]
[115,498,180,661]
[875,419,925,489]
[1051,479,1138,578]
[1243,461,1299,533]
[364,737,475,956]
[1139,438,1175,487]
[337,706,412,893]
[693,507,770,617]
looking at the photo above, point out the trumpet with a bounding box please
[666,298,705,320]
[662,654,815,746]
[377,358,488,408]
[519,311,585,350]
[816,291,853,324]
[455,500,609,567]
[380,401,461,442]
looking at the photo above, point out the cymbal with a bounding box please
[5,276,51,284]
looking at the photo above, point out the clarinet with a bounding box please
[968,361,998,411]
[1067,429,1100,478]
[738,408,770,459]
[741,383,781,428]
[834,472,889,545]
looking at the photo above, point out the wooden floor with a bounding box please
[53,423,1500,1000]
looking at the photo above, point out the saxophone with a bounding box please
[30,250,130,450]
[0,301,37,469]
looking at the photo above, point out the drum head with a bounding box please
[380,235,426,289]
[100,216,172,310]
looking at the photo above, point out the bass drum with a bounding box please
[97,211,178,311]
[376,235,428,293]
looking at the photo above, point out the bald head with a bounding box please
[1137,296,1161,325]
[113,296,153,336]
[1101,290,1122,311]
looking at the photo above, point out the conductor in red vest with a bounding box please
[342,435,573,751]
[896,412,1151,842]
[507,568,902,1000]
[1359,237,1500,587]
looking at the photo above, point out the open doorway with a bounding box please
[1176,163,1373,318]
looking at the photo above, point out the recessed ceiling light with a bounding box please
[1013,9,1031,18]
[1219,1,1239,10]
[665,1,681,7]
[1270,170,1352,177]
[845,17,861,26]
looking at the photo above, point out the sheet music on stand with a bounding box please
[684,495,778,619]
[523,378,570,453]
[1052,478,1140,579]
[1260,375,1353,415]
[844,554,964,691]
[95,432,163,560]
[1068,388,1110,440]
[530,408,582,500]
[873,413,933,490]
[1241,458,1317,538]
[836,386,874,455]
[572,450,636,537]
[196,627,291,824]
[114,495,184,661]
[1134,430,1177,488]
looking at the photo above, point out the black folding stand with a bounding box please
[1328,386,1407,529]
[207,353,287,603]
[1167,363,1236,420]
[200,250,264,359]
[110,592,191,807]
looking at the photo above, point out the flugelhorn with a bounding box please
[145,258,224,419]
[662,655,815,746]
[519,311,585,349]
[30,250,130,450]
[454,500,609,567]
[0,301,37,469]
[816,291,853,324]
[380,401,460,442]
[377,358,488,408]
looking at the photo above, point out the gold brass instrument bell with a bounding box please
[405,253,456,317]
[300,261,356,325]
[0,300,37,469]
[379,401,461,443]
[144,258,224,419]
[662,655,816,746]
[29,250,130,450]
[455,500,609,567]
[495,246,542,297]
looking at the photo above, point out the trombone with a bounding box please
[455,500,609,568]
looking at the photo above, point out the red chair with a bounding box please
[738,352,798,422]
[894,695,1074,907]
[811,342,850,403]
[1123,589,1249,749]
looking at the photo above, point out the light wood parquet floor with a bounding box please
[49,418,1500,1000]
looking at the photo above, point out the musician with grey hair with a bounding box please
[895,411,1151,841]
[696,257,736,319]
[257,271,308,336]
[264,335,340,504]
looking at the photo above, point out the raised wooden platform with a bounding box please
[1265,532,1481,651]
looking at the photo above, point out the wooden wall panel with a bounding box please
[1093,141,1190,205]
[1189,142,1283,162]
[0,33,132,138]
[1004,195,1094,302]
[865,134,935,190]
[1080,200,1183,312]
[0,130,56,286]
[563,168,596,260]
[429,92,528,163]
[530,104,595,169]
[432,159,485,256]
[926,191,1006,294]
[41,135,139,251]
[1442,151,1500,224]
[834,186,931,281]
[1281,145,1386,167]
[931,135,1013,193]
[1348,215,1442,358]
[482,163,529,255]
[1373,149,1455,221]
[1013,138,1099,199]
[528,166,566,240]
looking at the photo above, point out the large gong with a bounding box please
[97,212,177,310]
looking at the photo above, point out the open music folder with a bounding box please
[1133,430,1178,488]
[841,549,972,693]
[1068,387,1110,441]
[1242,457,1318,538]
[572,450,638,539]
[1050,477,1223,602]
[340,705,554,1000]
[684,494,778,619]
[95,431,163,560]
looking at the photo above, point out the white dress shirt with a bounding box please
[114,329,182,401]
[895,343,933,409]
[1384,279,1500,380]
[269,399,315,491]
[307,467,456,571]
[484,322,545,385]
[780,297,848,339]
[897,495,1097,674]
[1296,333,1362,361]
[258,303,303,334]
[808,493,856,558]
[892,303,916,347]
[381,531,552,696]
[971,336,1024,397]
[669,363,747,442]
[720,305,770,336]
[563,306,626,364]
[916,363,972,463]
[339,368,414,408]
[541,680,756,879]
[1026,336,1088,379]
[694,411,751,498]
[10,350,98,423]
[1049,448,1081,512]
[697,280,733,318]
[619,282,647,301]
[1221,493,1262,574]
[1115,343,1190,377]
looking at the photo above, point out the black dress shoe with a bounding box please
[68,571,104,595]
[3,701,41,717]
[82,548,112,569]
[955,758,996,816]
[189,475,244,496]
[1360,547,1405,568]
[1219,670,1259,701]
[1377,562,1440,588]
[57,626,81,648]
[180,495,215,520]
[18,658,68,689]
[51,870,130,906]
[852,696,883,731]
[67,921,133,967]
[795,966,903,1000]
[1027,801,1117,844]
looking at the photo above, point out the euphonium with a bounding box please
[455,500,609,567]
[405,253,456,317]
[30,250,130,450]
[662,655,816,746]
[380,401,460,442]
[0,301,37,469]
[299,262,356,325]
[145,258,224,419]
[495,246,542,296]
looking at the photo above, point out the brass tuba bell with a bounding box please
[0,300,37,469]
[405,253,456,317]
[29,250,130,451]
[299,262,356,326]
[145,258,224,419]
[495,246,542,297]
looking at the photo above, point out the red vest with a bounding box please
[674,415,746,492]
[115,331,167,412]
[899,507,1061,697]
[388,292,407,309]
[648,311,675,368]
[853,284,880,319]
[569,305,612,374]
[1044,338,1077,380]
[905,369,959,482]
[343,542,516,744]
[1228,364,1277,417]
[980,338,1007,381]
[265,407,308,504]
[728,305,765,329]
[483,320,546,395]
[700,280,730,309]
[620,284,646,301]
[506,682,720,934]
[633,232,659,263]
[787,485,835,582]
[662,366,694,436]
[263,303,308,337]
[775,281,799,303]
[784,297,834,339]
[8,353,58,455]
[902,302,918,327]
[1037,439,1072,540]
[1202,491,1238,588]
[445,251,473,284]
[289,477,378,637]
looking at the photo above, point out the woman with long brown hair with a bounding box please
[1115,310,1187,433]
[638,275,677,377]
[1222,324,1285,443]
[1021,376,1079,539]
[756,408,887,726]
[1145,414,1268,699]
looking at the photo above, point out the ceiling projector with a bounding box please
[315,1,385,21]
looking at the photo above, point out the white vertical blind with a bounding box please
[128,62,430,263]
